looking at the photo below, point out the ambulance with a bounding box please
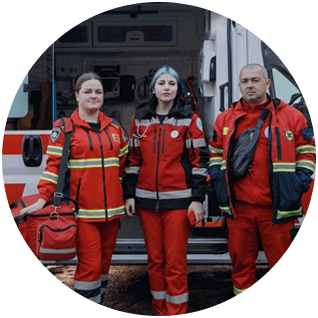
[3,3,313,265]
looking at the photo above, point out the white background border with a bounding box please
[1,1,317,317]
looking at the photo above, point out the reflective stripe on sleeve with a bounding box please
[40,171,58,184]
[125,166,140,174]
[119,145,128,157]
[220,160,226,170]
[296,160,315,172]
[192,167,208,177]
[209,157,222,167]
[46,145,63,156]
[296,145,316,154]
[209,145,223,154]
[277,207,303,220]
[185,138,206,148]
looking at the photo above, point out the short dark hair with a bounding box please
[74,72,102,93]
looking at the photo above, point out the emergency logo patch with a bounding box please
[264,126,269,138]
[51,127,61,143]
[196,118,203,131]
[223,127,229,136]
[284,129,293,141]
[112,133,120,143]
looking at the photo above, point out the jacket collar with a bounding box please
[135,99,193,120]
[70,109,113,131]
[231,95,283,112]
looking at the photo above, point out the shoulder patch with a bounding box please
[301,127,314,140]
[111,121,119,128]
[196,117,203,131]
[51,126,62,143]
[223,127,229,136]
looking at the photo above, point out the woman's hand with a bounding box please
[188,201,205,224]
[125,198,136,217]
[20,198,47,215]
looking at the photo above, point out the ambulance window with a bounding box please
[272,68,300,104]
[5,47,53,130]
[97,25,173,42]
[261,41,300,104]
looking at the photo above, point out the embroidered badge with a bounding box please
[285,129,294,141]
[51,127,61,143]
[223,127,229,135]
[112,133,120,143]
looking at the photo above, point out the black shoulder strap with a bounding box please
[254,109,270,130]
[53,118,73,207]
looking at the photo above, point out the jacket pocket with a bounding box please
[277,172,303,218]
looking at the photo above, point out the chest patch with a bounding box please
[284,128,294,141]
[112,133,120,143]
[51,126,61,143]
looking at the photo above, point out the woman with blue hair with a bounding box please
[124,66,209,315]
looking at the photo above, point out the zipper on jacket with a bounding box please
[104,129,113,150]
[189,132,195,155]
[162,126,167,154]
[97,131,108,221]
[85,131,93,151]
[275,127,282,160]
[155,124,162,211]
[76,179,82,203]
[153,126,157,153]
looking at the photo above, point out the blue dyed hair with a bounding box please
[149,65,183,101]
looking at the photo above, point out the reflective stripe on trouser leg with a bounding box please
[100,219,119,303]
[163,209,190,315]
[74,220,119,304]
[138,208,191,316]
[138,208,168,316]
[74,279,101,303]
[233,286,247,295]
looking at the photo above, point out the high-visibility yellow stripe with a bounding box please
[296,145,316,154]
[119,145,128,157]
[46,145,63,156]
[296,160,315,172]
[209,157,222,167]
[68,158,119,169]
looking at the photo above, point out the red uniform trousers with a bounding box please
[74,219,119,304]
[138,208,191,316]
[226,202,295,295]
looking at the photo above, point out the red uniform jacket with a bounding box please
[124,100,209,210]
[209,97,316,224]
[38,109,128,222]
